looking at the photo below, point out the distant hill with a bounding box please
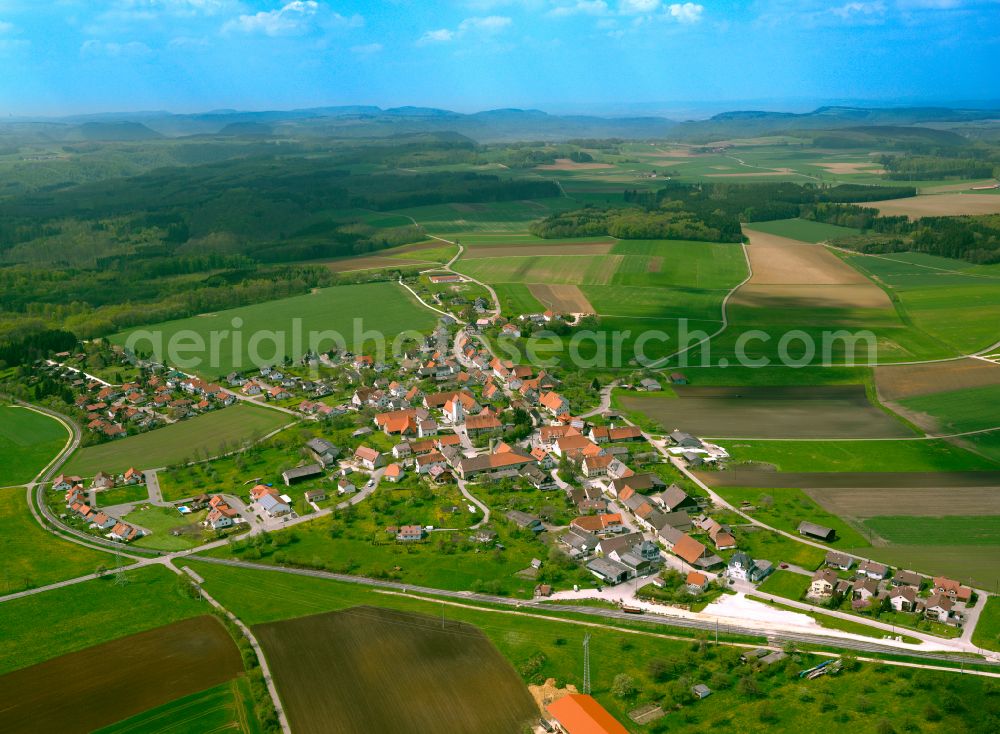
[76,122,163,141]
[4,104,999,143]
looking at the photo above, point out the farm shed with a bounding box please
[797,521,836,542]
[547,693,629,734]
[282,463,324,486]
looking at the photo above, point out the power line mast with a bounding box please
[113,546,130,587]
[582,633,591,695]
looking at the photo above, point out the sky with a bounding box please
[1,0,998,117]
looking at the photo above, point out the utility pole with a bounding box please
[582,633,591,695]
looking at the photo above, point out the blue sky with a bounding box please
[1,1,998,116]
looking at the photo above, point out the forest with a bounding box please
[531,182,917,242]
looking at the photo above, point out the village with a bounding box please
[43,313,979,661]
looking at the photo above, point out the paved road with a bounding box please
[579,381,617,419]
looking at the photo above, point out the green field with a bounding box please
[718,439,997,473]
[0,406,69,485]
[396,197,580,234]
[732,527,826,569]
[95,483,151,507]
[0,485,118,595]
[713,486,870,549]
[0,565,206,675]
[972,597,1000,652]
[94,679,261,734]
[65,404,290,475]
[898,385,1000,434]
[110,281,438,378]
[742,218,862,243]
[843,252,1000,359]
[126,504,220,551]
[757,569,810,600]
[863,515,1000,545]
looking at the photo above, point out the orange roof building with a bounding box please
[547,694,629,734]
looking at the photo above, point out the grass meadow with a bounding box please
[0,484,117,594]
[0,405,69,485]
[862,515,1000,546]
[898,385,1000,434]
[109,281,438,378]
[65,404,290,476]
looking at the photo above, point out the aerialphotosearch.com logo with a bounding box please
[124,317,882,372]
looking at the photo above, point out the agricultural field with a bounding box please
[739,218,862,243]
[0,405,69,485]
[64,403,290,476]
[109,281,439,378]
[865,545,1000,591]
[0,616,244,734]
[94,679,261,734]
[255,607,538,734]
[717,438,997,473]
[315,240,459,273]
[184,559,1000,734]
[863,192,1000,219]
[841,252,1000,359]
[617,385,913,439]
[896,385,1000,434]
[805,485,1000,519]
[395,197,580,234]
[875,358,1000,401]
[861,515,1000,545]
[0,484,117,595]
[0,565,207,675]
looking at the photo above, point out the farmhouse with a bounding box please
[465,411,502,436]
[429,274,462,284]
[109,521,141,542]
[396,525,425,542]
[305,438,340,467]
[825,551,853,571]
[889,586,918,612]
[457,450,537,481]
[798,521,836,542]
[354,446,383,470]
[384,463,405,483]
[727,552,773,583]
[547,693,629,734]
[893,570,923,589]
[858,560,889,580]
[506,510,544,533]
[924,593,956,623]
[587,557,632,586]
[571,513,623,534]
[672,534,722,570]
[304,489,326,503]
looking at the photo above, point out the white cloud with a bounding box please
[418,14,512,44]
[548,0,609,17]
[831,1,886,19]
[168,35,209,49]
[0,19,13,33]
[458,15,513,32]
[222,1,361,37]
[418,28,455,43]
[666,2,703,23]
[896,0,963,8]
[351,42,383,54]
[619,0,659,13]
[80,39,153,57]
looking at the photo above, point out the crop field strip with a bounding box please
[619,385,915,440]
[864,192,1000,219]
[253,606,538,734]
[703,470,1000,489]
[0,616,244,733]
